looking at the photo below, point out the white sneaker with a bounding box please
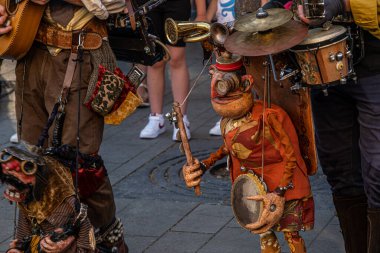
[10,133,19,143]
[209,119,221,136]
[172,115,191,141]
[139,114,166,139]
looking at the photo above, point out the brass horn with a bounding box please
[165,18,211,45]
[210,22,229,46]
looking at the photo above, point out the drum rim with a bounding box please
[231,172,267,230]
[290,35,348,52]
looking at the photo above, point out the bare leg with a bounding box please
[147,60,166,114]
[136,64,149,106]
[167,45,189,114]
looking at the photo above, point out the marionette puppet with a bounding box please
[182,54,314,253]
[0,145,96,253]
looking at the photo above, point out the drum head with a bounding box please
[292,25,347,50]
[231,173,266,229]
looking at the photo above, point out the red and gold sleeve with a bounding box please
[267,113,297,191]
[201,144,229,170]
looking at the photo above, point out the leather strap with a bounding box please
[35,22,103,50]
[61,52,78,102]
[125,0,136,30]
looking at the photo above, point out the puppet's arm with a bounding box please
[182,145,228,188]
[267,113,297,196]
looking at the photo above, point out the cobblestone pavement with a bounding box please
[0,44,345,252]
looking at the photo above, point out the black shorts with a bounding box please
[148,0,191,47]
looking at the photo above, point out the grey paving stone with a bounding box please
[308,222,345,253]
[117,198,199,237]
[302,209,336,243]
[125,235,157,253]
[172,204,233,234]
[197,227,260,253]
[144,231,213,253]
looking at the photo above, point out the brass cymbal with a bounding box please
[234,8,293,33]
[224,20,308,56]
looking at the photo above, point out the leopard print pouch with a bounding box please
[85,65,124,116]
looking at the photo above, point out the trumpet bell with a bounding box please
[164,18,211,45]
[210,23,229,46]
[165,18,180,44]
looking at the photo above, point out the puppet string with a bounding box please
[180,54,213,107]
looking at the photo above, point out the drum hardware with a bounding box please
[268,54,300,82]
[234,8,293,33]
[302,0,325,19]
[164,18,210,45]
[332,15,365,66]
[279,65,299,80]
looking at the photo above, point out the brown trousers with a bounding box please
[15,45,116,229]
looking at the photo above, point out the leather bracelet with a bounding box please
[274,182,294,196]
[199,161,208,173]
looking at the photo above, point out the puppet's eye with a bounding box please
[0,152,13,163]
[21,161,37,175]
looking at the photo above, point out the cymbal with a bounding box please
[224,20,308,56]
[234,8,293,33]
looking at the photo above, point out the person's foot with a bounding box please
[137,84,149,108]
[172,115,191,141]
[139,114,166,139]
[209,119,221,136]
[10,133,19,143]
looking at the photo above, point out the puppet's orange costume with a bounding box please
[189,56,314,253]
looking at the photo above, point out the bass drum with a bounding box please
[244,54,318,175]
[231,173,266,230]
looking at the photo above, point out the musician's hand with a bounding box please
[39,229,75,253]
[123,7,129,14]
[31,0,50,5]
[297,0,344,26]
[182,158,203,188]
[0,5,12,35]
[244,193,285,234]
[195,14,208,22]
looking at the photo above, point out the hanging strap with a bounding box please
[36,31,85,147]
[125,0,136,30]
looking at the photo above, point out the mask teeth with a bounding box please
[5,188,24,201]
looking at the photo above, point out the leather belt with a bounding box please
[35,22,105,50]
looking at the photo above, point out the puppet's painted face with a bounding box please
[0,151,37,203]
[210,67,254,119]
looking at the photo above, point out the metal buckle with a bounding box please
[77,31,87,51]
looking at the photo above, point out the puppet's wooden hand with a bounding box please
[182,158,203,188]
[244,193,285,234]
